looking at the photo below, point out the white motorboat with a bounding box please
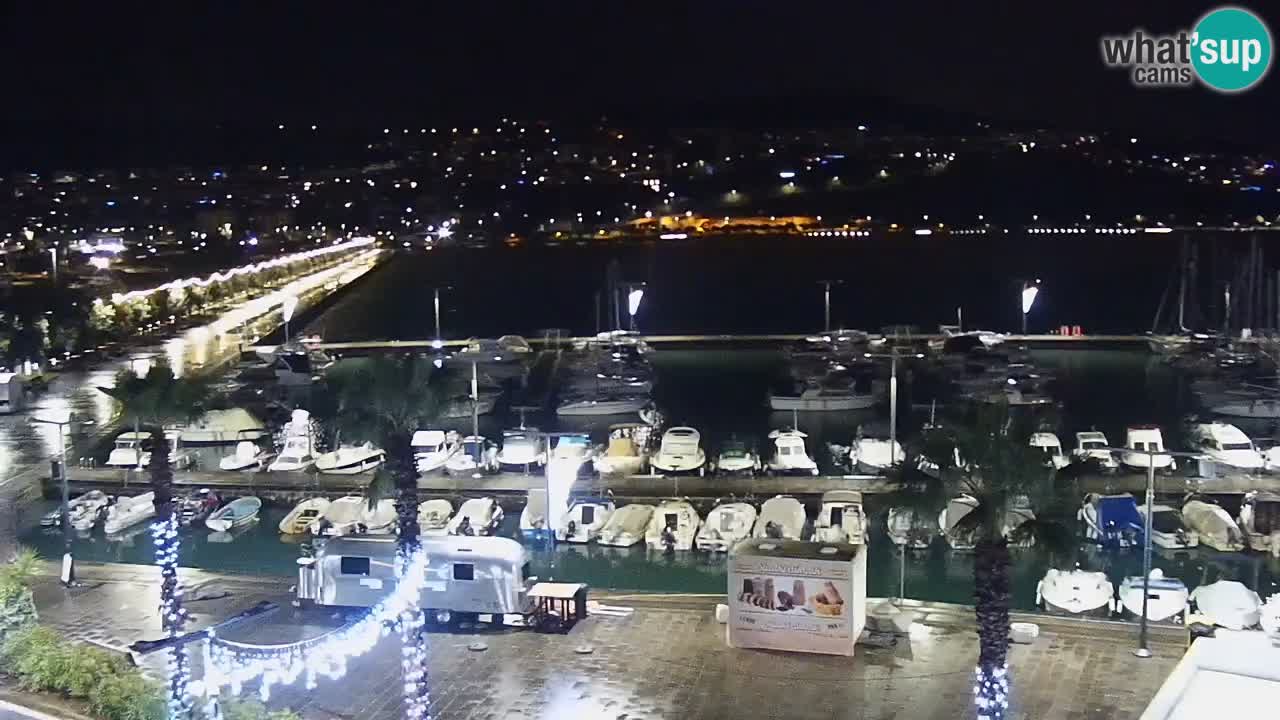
[1029,432,1070,470]
[1116,570,1189,623]
[444,436,500,476]
[597,504,655,547]
[1261,594,1280,637]
[767,384,877,411]
[645,500,701,551]
[940,494,1036,550]
[1266,445,1280,473]
[1072,431,1118,471]
[1187,422,1264,470]
[1182,498,1246,551]
[753,496,806,540]
[1190,580,1262,629]
[41,491,111,531]
[411,430,458,473]
[205,496,262,532]
[1209,397,1280,419]
[1036,568,1115,616]
[1120,426,1177,473]
[417,499,454,536]
[453,337,531,366]
[1078,493,1144,548]
[315,442,385,475]
[556,499,615,543]
[446,497,503,536]
[849,437,904,474]
[594,423,650,476]
[547,434,598,474]
[885,507,932,549]
[1239,491,1280,556]
[1141,504,1199,549]
[170,408,267,445]
[279,498,330,535]
[812,490,867,544]
[711,437,760,476]
[105,431,192,469]
[219,441,276,471]
[311,496,396,536]
[268,435,315,472]
[556,393,649,417]
[765,429,819,476]
[265,346,332,386]
[650,427,707,475]
[497,429,546,469]
[695,502,757,552]
[176,489,222,527]
[519,489,551,541]
[103,492,156,535]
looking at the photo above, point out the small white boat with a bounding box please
[849,437,904,474]
[1120,426,1176,473]
[519,489,552,541]
[205,496,262,532]
[105,431,193,469]
[753,496,806,540]
[1029,432,1070,470]
[1265,445,1280,473]
[446,497,503,536]
[597,504,655,547]
[695,502,757,552]
[547,434,597,472]
[279,498,330,535]
[1116,570,1189,623]
[1036,568,1115,616]
[1182,498,1246,551]
[1141,504,1200,549]
[411,430,458,474]
[812,490,867,544]
[1078,493,1144,548]
[556,393,649,417]
[1238,491,1280,556]
[645,500,701,551]
[268,435,315,472]
[1261,593,1280,637]
[103,492,156,535]
[41,490,111,530]
[1072,431,1118,471]
[885,507,932,549]
[556,500,615,543]
[767,384,877,411]
[171,408,267,445]
[311,496,396,536]
[417,499,454,536]
[711,437,760,476]
[1190,580,1262,629]
[594,423,650,476]
[219,441,276,471]
[444,436,500,475]
[1210,397,1280,419]
[765,429,819,476]
[315,443,385,475]
[1187,422,1264,470]
[940,494,1035,550]
[650,427,707,475]
[498,428,546,469]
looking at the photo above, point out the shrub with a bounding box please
[88,672,166,720]
[64,646,131,697]
[219,696,303,720]
[0,626,74,692]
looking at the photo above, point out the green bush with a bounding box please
[88,672,166,720]
[0,626,73,692]
[65,646,131,697]
[219,696,302,720]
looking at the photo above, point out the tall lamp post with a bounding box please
[1020,279,1041,336]
[281,295,298,344]
[625,283,646,332]
[862,349,925,465]
[32,411,92,586]
[1094,445,1205,658]
[818,280,843,332]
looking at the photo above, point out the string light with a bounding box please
[153,516,193,718]
[973,664,1010,720]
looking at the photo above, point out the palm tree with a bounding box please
[98,363,208,719]
[891,402,1073,720]
[328,355,442,717]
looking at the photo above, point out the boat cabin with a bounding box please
[1126,426,1167,453]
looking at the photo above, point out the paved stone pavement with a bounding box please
[28,564,1181,720]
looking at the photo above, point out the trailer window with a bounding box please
[453,562,475,581]
[340,556,371,576]
[581,505,595,524]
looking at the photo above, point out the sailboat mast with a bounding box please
[471,360,479,439]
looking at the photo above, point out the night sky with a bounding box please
[2,2,1276,168]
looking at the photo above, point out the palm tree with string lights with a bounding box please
[328,355,443,719]
[98,362,210,718]
[889,401,1074,720]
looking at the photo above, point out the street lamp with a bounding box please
[32,411,93,586]
[281,295,298,344]
[625,284,646,332]
[1020,279,1040,335]
[863,349,925,466]
[1093,444,1206,658]
[818,280,843,332]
